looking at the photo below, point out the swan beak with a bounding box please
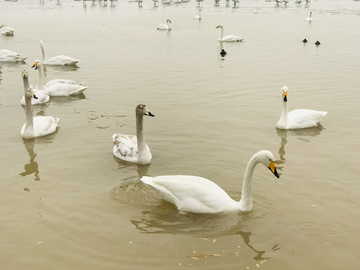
[30,90,38,99]
[269,161,279,178]
[147,111,155,117]
[282,92,287,102]
[32,62,38,70]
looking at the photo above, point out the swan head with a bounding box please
[136,104,155,117]
[32,60,40,70]
[281,86,288,102]
[257,150,279,179]
[167,19,171,23]
[216,25,223,29]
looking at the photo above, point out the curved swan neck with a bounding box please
[136,113,146,152]
[40,41,47,62]
[37,63,45,90]
[238,154,260,211]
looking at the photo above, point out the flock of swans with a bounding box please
[5,5,326,214]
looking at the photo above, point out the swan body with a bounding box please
[141,150,279,213]
[194,8,201,20]
[157,19,171,30]
[0,49,26,62]
[32,60,87,96]
[20,70,59,140]
[113,104,155,165]
[39,40,80,66]
[0,24,14,36]
[276,86,327,129]
[216,25,243,42]
[305,11,313,22]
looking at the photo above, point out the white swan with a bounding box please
[0,49,26,62]
[31,60,87,96]
[113,104,154,165]
[39,40,80,66]
[194,8,201,20]
[20,70,59,140]
[305,11,313,22]
[141,150,279,213]
[157,19,171,30]
[276,86,327,129]
[0,24,14,36]
[216,25,243,42]
[21,60,50,105]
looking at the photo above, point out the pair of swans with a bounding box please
[20,70,59,139]
[0,24,14,36]
[276,86,327,129]
[113,104,155,165]
[157,19,171,30]
[0,49,26,62]
[39,40,80,66]
[216,25,243,42]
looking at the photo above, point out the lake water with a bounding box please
[1,0,360,269]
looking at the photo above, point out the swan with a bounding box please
[194,8,201,20]
[113,104,154,165]
[0,49,26,62]
[276,86,327,129]
[305,11,313,22]
[20,70,59,140]
[216,25,243,42]
[31,60,87,96]
[39,40,80,66]
[141,150,279,213]
[0,24,14,36]
[157,19,171,30]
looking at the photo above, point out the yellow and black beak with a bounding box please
[282,91,287,102]
[268,160,279,178]
[32,62,38,70]
[30,90,38,100]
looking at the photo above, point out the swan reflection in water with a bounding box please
[19,139,40,181]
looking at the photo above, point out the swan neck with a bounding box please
[40,42,47,62]
[23,79,34,134]
[279,99,288,125]
[239,154,259,211]
[38,63,45,90]
[220,27,224,40]
[136,113,146,152]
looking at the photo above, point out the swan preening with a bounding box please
[0,49,26,62]
[39,40,80,66]
[141,150,279,213]
[113,104,155,165]
[20,70,59,140]
[216,25,243,42]
[31,60,87,96]
[276,86,327,129]
[157,19,171,30]
[305,11,313,22]
[0,24,14,36]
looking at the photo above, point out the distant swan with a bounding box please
[141,150,279,213]
[20,70,59,139]
[0,49,26,62]
[113,104,155,165]
[216,25,243,42]
[0,24,14,36]
[157,19,171,30]
[194,8,201,20]
[31,60,87,96]
[305,11,313,22]
[39,40,80,66]
[276,86,327,129]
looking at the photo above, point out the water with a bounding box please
[1,0,360,269]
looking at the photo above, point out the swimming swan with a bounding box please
[0,24,14,36]
[20,70,59,139]
[276,86,327,129]
[32,60,87,96]
[113,104,155,165]
[305,11,313,22]
[157,19,171,30]
[141,150,279,213]
[194,8,201,20]
[0,49,26,62]
[39,40,80,66]
[216,25,243,42]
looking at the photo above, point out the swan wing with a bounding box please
[44,55,79,66]
[141,175,238,213]
[33,116,59,137]
[44,79,82,89]
[45,83,87,96]
[287,109,327,129]
[221,35,243,42]
[112,133,140,163]
[0,54,26,62]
